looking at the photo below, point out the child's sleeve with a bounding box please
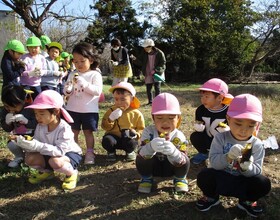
[1,57,22,81]
[134,111,145,139]
[0,109,14,132]
[101,108,116,131]
[33,124,81,156]
[83,72,103,96]
[138,126,156,159]
[240,139,264,177]
[166,130,189,166]
[209,133,229,169]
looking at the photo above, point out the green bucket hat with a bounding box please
[48,42,63,52]
[26,36,42,47]
[5,39,26,54]
[40,35,51,49]
[61,51,70,58]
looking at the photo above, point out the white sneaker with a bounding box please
[126,151,136,161]
[8,157,23,168]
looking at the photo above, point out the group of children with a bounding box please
[1,37,271,217]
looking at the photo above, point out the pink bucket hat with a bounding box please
[152,93,181,115]
[199,78,232,98]
[25,90,74,123]
[227,94,262,122]
[109,82,140,109]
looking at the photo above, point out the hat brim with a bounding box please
[26,104,74,123]
[109,85,135,96]
[227,112,262,122]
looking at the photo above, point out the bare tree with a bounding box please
[244,0,280,77]
[0,0,93,37]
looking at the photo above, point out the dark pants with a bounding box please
[136,154,190,178]
[41,85,57,91]
[146,82,161,103]
[102,134,138,154]
[197,168,271,202]
[190,131,213,154]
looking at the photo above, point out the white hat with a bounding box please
[142,39,155,47]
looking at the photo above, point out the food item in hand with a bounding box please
[24,135,33,141]
[240,143,252,163]
[8,135,33,141]
[218,122,227,128]
[160,132,170,140]
[73,73,79,83]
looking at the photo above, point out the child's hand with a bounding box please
[162,141,176,156]
[111,61,119,66]
[216,122,230,133]
[109,108,123,121]
[65,82,73,93]
[194,122,205,132]
[124,129,137,139]
[240,156,254,171]
[28,68,41,77]
[227,144,244,160]
[76,76,89,88]
[16,135,36,151]
[150,137,165,153]
[5,113,15,125]
[13,114,28,124]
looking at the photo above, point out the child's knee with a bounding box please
[102,135,117,148]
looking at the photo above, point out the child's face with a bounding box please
[153,114,179,134]
[200,91,223,109]
[27,46,41,56]
[9,50,22,61]
[4,103,24,114]
[113,91,132,110]
[48,47,60,60]
[34,109,58,126]
[72,52,93,73]
[227,116,258,141]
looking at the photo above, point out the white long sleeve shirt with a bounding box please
[64,70,103,113]
[33,119,82,156]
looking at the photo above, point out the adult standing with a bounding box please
[110,38,132,86]
[131,39,166,105]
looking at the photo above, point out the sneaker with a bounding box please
[8,157,23,168]
[28,171,55,184]
[106,152,117,162]
[138,177,153,193]
[126,151,136,161]
[196,196,220,211]
[84,151,95,165]
[173,177,189,192]
[62,171,79,190]
[237,201,263,218]
[191,153,208,165]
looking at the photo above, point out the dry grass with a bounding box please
[0,81,280,220]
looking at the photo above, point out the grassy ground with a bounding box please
[0,79,280,220]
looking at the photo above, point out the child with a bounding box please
[63,42,103,165]
[0,85,37,168]
[14,90,82,190]
[136,93,190,193]
[190,78,232,164]
[20,36,47,100]
[101,82,145,161]
[40,35,51,57]
[1,39,26,89]
[196,94,271,218]
[41,42,65,91]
